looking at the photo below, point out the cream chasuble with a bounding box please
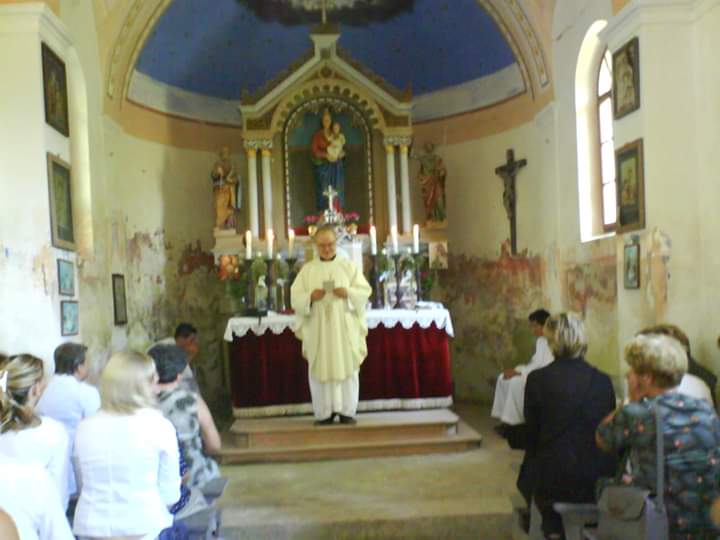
[291,256,372,383]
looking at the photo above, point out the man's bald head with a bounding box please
[314,225,337,260]
[0,509,19,540]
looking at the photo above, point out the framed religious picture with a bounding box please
[47,153,76,251]
[615,139,645,233]
[112,273,128,325]
[41,42,70,136]
[624,242,640,289]
[60,300,79,336]
[612,37,640,119]
[57,258,75,296]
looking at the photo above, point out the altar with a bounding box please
[224,307,454,417]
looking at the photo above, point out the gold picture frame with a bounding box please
[615,139,645,234]
[47,153,75,251]
[41,42,70,136]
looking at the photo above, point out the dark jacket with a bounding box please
[518,356,618,505]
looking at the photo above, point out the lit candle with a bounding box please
[369,225,377,255]
[391,225,399,255]
[412,224,420,254]
[245,230,252,260]
[266,228,274,259]
[288,228,295,257]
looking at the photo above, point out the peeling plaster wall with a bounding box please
[102,120,231,412]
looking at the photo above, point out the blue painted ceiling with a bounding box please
[135,0,517,100]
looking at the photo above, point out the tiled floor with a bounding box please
[217,403,523,539]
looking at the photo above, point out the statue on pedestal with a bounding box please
[211,146,240,230]
[413,143,447,227]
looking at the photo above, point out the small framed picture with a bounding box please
[624,243,640,289]
[613,37,640,119]
[47,153,75,251]
[41,42,70,136]
[60,300,79,336]
[615,139,645,233]
[57,259,74,296]
[112,273,128,325]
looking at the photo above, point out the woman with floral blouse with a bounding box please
[596,333,720,539]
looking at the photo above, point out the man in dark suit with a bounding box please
[519,313,618,539]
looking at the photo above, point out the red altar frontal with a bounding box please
[224,309,454,417]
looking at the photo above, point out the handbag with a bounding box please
[595,404,669,540]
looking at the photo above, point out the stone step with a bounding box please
[218,410,482,464]
[229,409,461,449]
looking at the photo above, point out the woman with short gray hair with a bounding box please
[597,333,720,539]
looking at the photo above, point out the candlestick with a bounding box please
[391,225,399,254]
[370,254,382,309]
[369,225,377,255]
[288,228,295,257]
[412,224,419,254]
[245,230,252,260]
[266,228,274,259]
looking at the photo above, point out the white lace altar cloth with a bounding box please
[223,307,454,342]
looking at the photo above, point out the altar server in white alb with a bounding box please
[491,309,553,427]
[291,224,372,425]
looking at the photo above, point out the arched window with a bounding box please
[597,50,616,230]
[575,21,613,241]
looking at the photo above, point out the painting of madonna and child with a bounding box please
[285,107,371,233]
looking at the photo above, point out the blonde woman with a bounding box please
[520,313,617,540]
[73,351,181,540]
[597,334,720,539]
[0,354,71,509]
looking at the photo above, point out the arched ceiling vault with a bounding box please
[102,0,551,123]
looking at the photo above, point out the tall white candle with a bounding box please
[288,228,295,257]
[266,228,274,259]
[245,230,252,260]
[412,224,420,254]
[391,225,399,254]
[369,225,377,255]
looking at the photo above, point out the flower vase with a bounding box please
[308,224,317,237]
[346,223,358,236]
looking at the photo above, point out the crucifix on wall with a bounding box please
[494,149,527,255]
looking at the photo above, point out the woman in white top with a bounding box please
[73,351,181,540]
[36,342,101,499]
[0,454,74,540]
[0,354,71,509]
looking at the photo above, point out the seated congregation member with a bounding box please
[521,313,617,539]
[73,351,181,540]
[491,308,552,429]
[597,334,720,539]
[0,455,74,540]
[148,344,221,490]
[0,354,71,509]
[639,323,717,405]
[36,342,100,500]
[0,509,19,540]
[154,322,201,393]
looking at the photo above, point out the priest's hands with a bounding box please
[311,289,326,303]
[502,368,520,380]
[333,287,348,299]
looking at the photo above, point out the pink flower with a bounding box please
[304,214,319,224]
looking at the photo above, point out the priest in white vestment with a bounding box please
[291,225,372,425]
[491,309,553,426]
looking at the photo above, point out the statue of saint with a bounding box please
[311,109,346,212]
[211,146,239,230]
[413,143,447,225]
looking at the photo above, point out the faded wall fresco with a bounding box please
[435,244,547,402]
[118,227,228,416]
[436,241,620,403]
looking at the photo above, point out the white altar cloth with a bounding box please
[223,307,454,341]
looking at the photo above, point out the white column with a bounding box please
[399,144,412,234]
[246,146,259,236]
[261,147,273,232]
[385,143,398,230]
